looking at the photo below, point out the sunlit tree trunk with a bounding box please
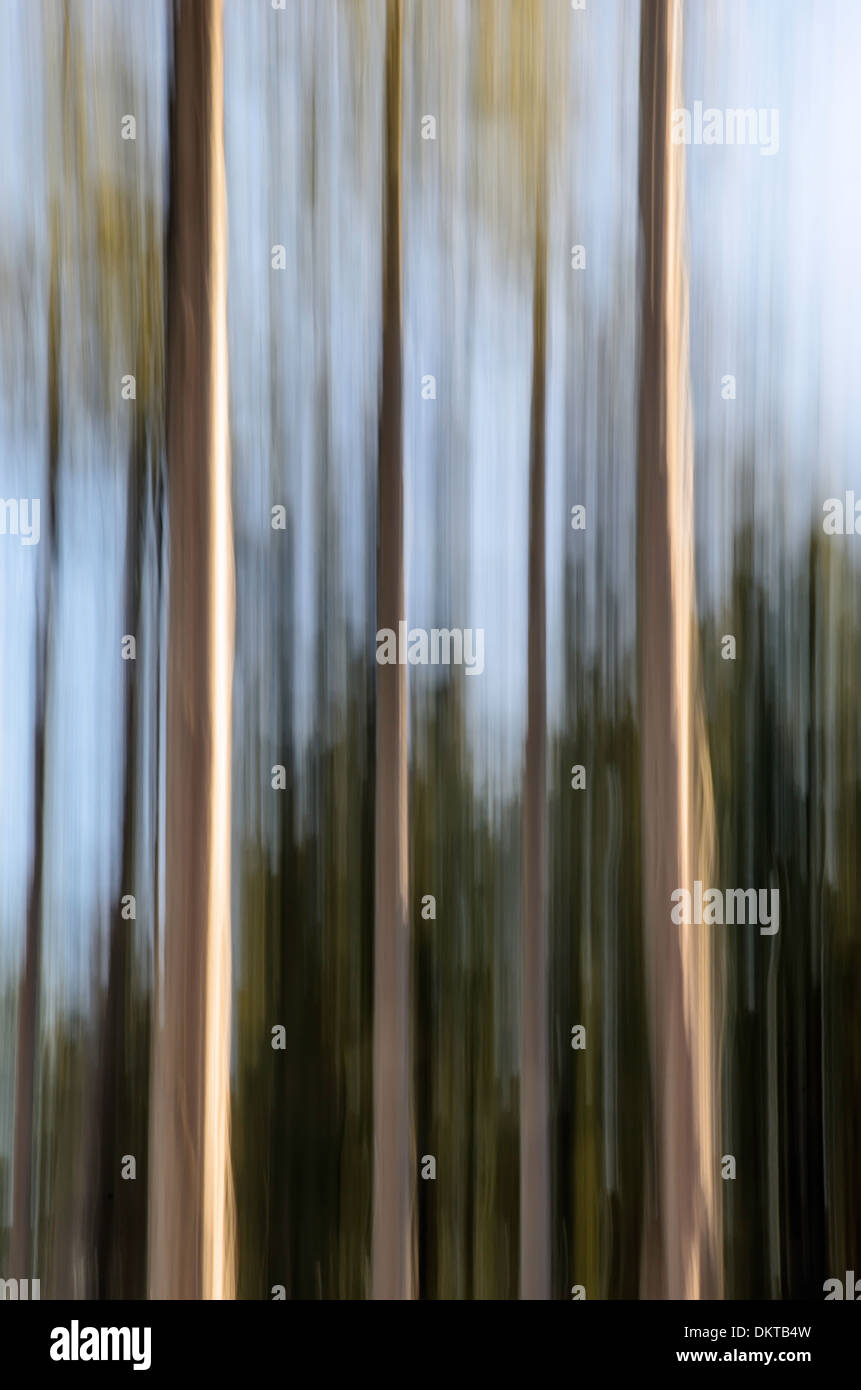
[148,0,235,1300]
[372,0,414,1301]
[637,0,721,1299]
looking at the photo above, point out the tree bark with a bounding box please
[520,177,550,1300]
[96,415,147,1298]
[637,0,721,1300]
[148,0,235,1300]
[372,0,414,1301]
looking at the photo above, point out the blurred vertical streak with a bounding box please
[95,399,148,1298]
[373,0,414,1300]
[148,0,235,1300]
[520,48,549,1300]
[10,208,60,1282]
[636,0,721,1298]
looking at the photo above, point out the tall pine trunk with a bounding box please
[96,416,148,1298]
[636,0,721,1299]
[372,0,414,1301]
[148,0,235,1300]
[520,176,550,1300]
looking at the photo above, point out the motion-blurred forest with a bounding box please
[0,0,859,1300]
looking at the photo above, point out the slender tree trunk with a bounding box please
[637,0,721,1299]
[10,221,60,1281]
[520,171,550,1300]
[96,417,147,1297]
[372,0,413,1301]
[148,0,235,1300]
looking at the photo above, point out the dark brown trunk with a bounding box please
[372,0,413,1301]
[520,177,550,1301]
[95,417,147,1297]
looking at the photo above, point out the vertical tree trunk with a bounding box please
[10,218,60,1281]
[148,0,235,1300]
[96,417,147,1298]
[520,175,550,1299]
[637,0,721,1299]
[372,0,413,1301]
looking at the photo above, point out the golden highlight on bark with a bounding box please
[637,0,723,1300]
[148,0,236,1301]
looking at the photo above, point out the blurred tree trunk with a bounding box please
[636,0,721,1299]
[148,0,235,1300]
[520,170,550,1298]
[10,217,60,1281]
[372,0,414,1301]
[95,414,148,1298]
